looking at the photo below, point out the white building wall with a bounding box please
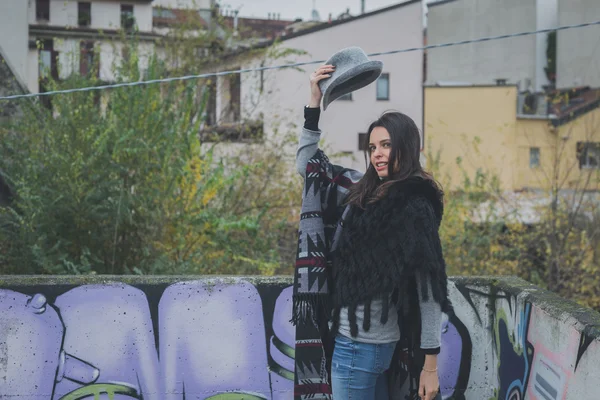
[557,0,600,88]
[238,1,424,173]
[49,0,77,26]
[98,41,154,82]
[427,0,540,90]
[99,41,118,81]
[134,3,153,32]
[55,39,80,79]
[27,49,39,93]
[0,0,29,85]
[28,0,37,24]
[92,2,122,30]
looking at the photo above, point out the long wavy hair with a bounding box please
[345,111,441,208]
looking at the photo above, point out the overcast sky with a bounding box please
[217,0,430,21]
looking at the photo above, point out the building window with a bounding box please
[38,39,57,110]
[80,41,97,77]
[39,39,58,80]
[121,4,135,30]
[339,92,352,101]
[229,73,241,122]
[78,2,91,27]
[529,147,540,168]
[204,80,217,126]
[36,0,50,21]
[376,73,389,100]
[577,142,600,169]
[358,133,368,151]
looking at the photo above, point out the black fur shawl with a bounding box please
[331,176,452,338]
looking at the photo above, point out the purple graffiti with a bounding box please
[0,291,63,398]
[159,279,271,399]
[269,286,295,399]
[438,313,464,398]
[52,284,161,399]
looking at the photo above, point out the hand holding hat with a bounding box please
[309,65,335,108]
[310,46,383,111]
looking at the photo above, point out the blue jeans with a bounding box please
[331,334,398,400]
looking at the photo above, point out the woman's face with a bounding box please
[369,127,393,178]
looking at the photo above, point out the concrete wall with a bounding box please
[0,0,29,85]
[557,0,600,89]
[427,0,540,90]
[0,275,598,399]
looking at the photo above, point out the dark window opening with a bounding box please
[78,2,91,27]
[39,39,58,81]
[229,73,241,122]
[577,142,600,169]
[36,0,50,21]
[80,41,98,77]
[205,81,217,126]
[529,147,540,168]
[358,133,368,151]
[121,4,135,30]
[38,39,57,110]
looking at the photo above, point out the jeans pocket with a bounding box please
[333,335,355,370]
[375,341,397,373]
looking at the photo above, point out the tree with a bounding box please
[518,94,600,309]
[0,19,303,276]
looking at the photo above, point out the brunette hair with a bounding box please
[345,111,441,208]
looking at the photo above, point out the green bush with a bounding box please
[0,51,299,275]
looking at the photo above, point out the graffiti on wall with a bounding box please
[0,279,296,399]
[1,278,598,399]
[451,281,599,400]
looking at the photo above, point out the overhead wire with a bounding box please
[1,20,600,101]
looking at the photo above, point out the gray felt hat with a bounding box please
[319,46,383,110]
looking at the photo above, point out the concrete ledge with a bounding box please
[1,274,599,398]
[2,274,597,327]
[452,275,600,339]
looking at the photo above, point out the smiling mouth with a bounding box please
[375,162,387,170]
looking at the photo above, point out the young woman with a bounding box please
[293,64,451,400]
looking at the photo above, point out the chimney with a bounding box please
[268,12,271,19]
[361,0,365,14]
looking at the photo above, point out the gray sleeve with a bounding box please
[416,273,442,350]
[296,127,321,177]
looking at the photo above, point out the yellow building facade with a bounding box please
[424,86,600,192]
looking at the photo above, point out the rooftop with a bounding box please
[221,15,295,41]
[548,86,600,127]
[152,7,210,29]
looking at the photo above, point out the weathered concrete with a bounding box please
[0,275,598,399]
[0,45,28,121]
